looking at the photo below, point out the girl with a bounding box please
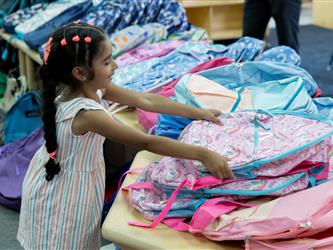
[17,22,234,249]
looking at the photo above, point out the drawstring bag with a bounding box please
[0,128,44,210]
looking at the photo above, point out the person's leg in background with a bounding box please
[243,0,272,40]
[271,0,302,53]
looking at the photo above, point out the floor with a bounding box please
[0,204,113,250]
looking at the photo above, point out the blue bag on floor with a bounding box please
[4,91,43,144]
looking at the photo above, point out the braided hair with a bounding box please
[40,22,107,181]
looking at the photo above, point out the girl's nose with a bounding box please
[112,60,118,70]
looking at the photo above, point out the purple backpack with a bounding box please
[0,128,44,210]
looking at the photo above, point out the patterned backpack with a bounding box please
[129,110,333,223]
[156,181,333,249]
[195,181,333,249]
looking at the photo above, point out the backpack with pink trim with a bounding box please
[246,235,333,250]
[197,181,333,249]
[155,181,333,249]
[128,110,333,223]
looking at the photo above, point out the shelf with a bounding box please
[0,29,42,89]
[210,29,243,40]
[180,1,244,40]
[313,0,333,29]
[179,0,244,8]
[0,29,42,65]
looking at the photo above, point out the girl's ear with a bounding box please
[72,66,88,82]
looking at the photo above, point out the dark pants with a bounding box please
[243,0,301,53]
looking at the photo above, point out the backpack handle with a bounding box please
[25,109,41,117]
[25,93,42,117]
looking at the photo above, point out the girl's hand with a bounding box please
[200,109,223,125]
[201,150,235,179]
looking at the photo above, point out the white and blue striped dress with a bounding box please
[18,95,108,249]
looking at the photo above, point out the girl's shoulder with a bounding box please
[55,96,107,122]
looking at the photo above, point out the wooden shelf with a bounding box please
[179,0,244,40]
[179,0,244,8]
[210,29,243,40]
[0,30,42,65]
[0,29,42,89]
[313,0,333,29]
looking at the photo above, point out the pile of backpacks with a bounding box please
[0,67,43,210]
[126,64,333,248]
[2,1,333,248]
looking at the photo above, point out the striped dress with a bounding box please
[17,95,109,250]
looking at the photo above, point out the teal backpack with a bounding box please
[4,90,43,144]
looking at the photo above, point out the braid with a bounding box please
[40,65,60,181]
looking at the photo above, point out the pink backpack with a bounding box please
[130,179,333,249]
[115,40,185,67]
[196,181,333,247]
[247,235,333,250]
[128,110,333,223]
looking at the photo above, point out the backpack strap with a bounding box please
[128,178,188,228]
[118,167,145,191]
[163,198,255,232]
[128,177,255,230]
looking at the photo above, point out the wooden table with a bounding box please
[102,150,243,250]
[113,108,146,133]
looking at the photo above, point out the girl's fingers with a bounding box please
[212,116,223,125]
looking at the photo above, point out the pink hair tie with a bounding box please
[87,22,94,26]
[49,151,56,160]
[60,38,67,46]
[72,35,80,42]
[43,37,53,64]
[84,37,92,43]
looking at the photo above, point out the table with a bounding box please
[102,150,243,250]
[113,108,145,133]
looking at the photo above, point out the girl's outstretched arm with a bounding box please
[102,83,221,124]
[72,109,234,179]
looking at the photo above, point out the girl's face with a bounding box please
[90,39,118,89]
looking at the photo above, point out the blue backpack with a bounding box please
[4,91,43,144]
[155,115,193,140]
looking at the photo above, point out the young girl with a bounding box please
[17,22,234,249]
